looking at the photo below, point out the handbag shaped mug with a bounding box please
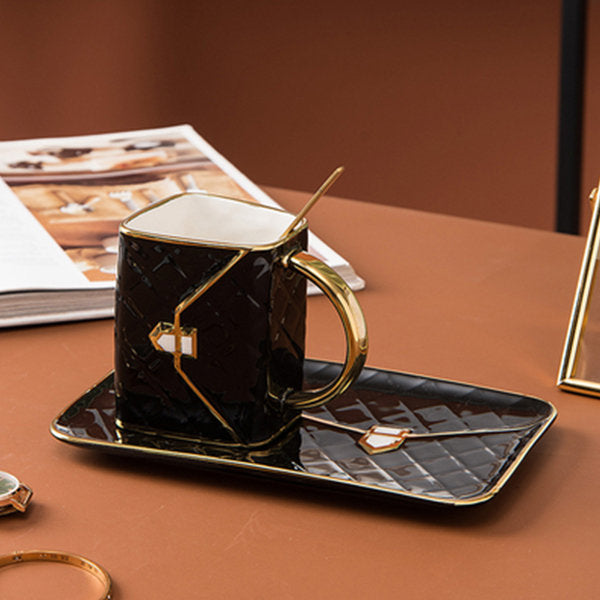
[114,192,368,447]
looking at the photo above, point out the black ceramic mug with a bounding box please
[114,192,367,447]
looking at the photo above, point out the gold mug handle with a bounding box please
[282,250,368,409]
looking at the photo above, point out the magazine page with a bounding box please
[0,125,364,293]
[0,179,89,292]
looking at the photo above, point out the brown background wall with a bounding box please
[0,0,598,232]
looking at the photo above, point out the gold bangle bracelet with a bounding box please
[0,550,112,599]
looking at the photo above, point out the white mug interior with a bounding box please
[124,193,297,247]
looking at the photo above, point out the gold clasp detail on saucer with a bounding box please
[358,426,411,455]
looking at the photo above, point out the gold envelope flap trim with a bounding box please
[303,414,550,455]
[148,250,247,444]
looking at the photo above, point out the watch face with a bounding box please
[0,471,19,499]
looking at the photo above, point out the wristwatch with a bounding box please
[0,471,32,515]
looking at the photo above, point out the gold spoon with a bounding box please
[282,166,345,237]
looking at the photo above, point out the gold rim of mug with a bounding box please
[119,191,308,251]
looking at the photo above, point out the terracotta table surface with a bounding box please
[0,186,596,599]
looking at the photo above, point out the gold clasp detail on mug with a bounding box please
[149,321,197,359]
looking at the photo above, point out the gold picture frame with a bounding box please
[558,185,600,396]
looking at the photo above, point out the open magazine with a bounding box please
[0,125,364,327]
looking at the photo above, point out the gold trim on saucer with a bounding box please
[51,364,557,507]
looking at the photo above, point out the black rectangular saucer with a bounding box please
[50,360,556,506]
